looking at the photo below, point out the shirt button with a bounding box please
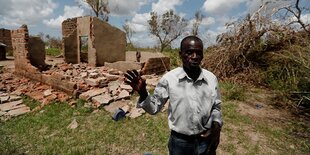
[197,110,200,113]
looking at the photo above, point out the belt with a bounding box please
[171,130,202,141]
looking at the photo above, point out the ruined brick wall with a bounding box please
[0,28,13,52]
[12,25,77,95]
[11,25,38,73]
[141,57,170,75]
[62,18,78,64]
[62,18,77,37]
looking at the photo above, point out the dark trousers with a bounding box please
[168,131,210,155]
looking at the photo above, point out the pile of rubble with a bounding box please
[0,63,162,120]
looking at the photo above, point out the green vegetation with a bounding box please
[46,48,61,57]
[1,85,309,154]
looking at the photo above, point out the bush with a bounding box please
[46,48,61,57]
[221,82,245,101]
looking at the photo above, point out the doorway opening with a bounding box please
[79,36,88,63]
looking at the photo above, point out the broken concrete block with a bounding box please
[120,84,133,92]
[102,73,120,81]
[89,72,99,78]
[0,111,7,117]
[81,72,88,78]
[43,89,52,97]
[8,106,30,117]
[79,88,107,101]
[85,78,99,87]
[117,90,130,100]
[129,107,145,118]
[104,100,128,113]
[0,96,10,103]
[0,100,23,111]
[67,118,78,129]
[8,95,22,102]
[92,94,113,106]
[108,81,120,92]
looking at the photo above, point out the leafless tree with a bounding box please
[274,0,310,36]
[192,10,204,36]
[81,0,110,22]
[148,10,188,52]
[122,19,135,47]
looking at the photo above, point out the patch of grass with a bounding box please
[46,48,61,56]
[163,49,181,69]
[221,82,246,101]
[0,101,169,154]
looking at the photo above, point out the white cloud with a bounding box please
[129,13,150,32]
[203,0,246,15]
[0,0,57,26]
[152,0,183,14]
[43,6,85,28]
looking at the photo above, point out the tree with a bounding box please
[122,19,135,47]
[192,11,204,36]
[82,0,110,22]
[273,0,310,37]
[148,10,188,52]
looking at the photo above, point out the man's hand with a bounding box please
[124,70,148,98]
[207,121,221,155]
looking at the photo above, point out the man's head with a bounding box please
[179,36,203,70]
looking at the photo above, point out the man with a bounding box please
[125,36,222,155]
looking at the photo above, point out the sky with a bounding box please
[0,0,309,48]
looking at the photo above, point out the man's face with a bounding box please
[180,39,203,70]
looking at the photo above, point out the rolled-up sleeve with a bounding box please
[137,78,169,115]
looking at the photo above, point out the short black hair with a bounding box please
[180,36,203,51]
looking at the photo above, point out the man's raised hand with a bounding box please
[124,70,147,97]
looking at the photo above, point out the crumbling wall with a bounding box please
[62,18,78,64]
[0,28,13,52]
[141,57,170,75]
[29,37,46,68]
[93,17,126,66]
[62,16,126,67]
[64,29,78,64]
[62,18,77,37]
[11,25,77,95]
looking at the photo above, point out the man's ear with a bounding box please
[179,51,182,58]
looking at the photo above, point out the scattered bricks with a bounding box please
[26,91,44,101]
[92,94,113,106]
[117,90,130,100]
[56,92,69,102]
[79,88,107,101]
[8,106,30,117]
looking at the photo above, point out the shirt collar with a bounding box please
[177,67,208,83]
